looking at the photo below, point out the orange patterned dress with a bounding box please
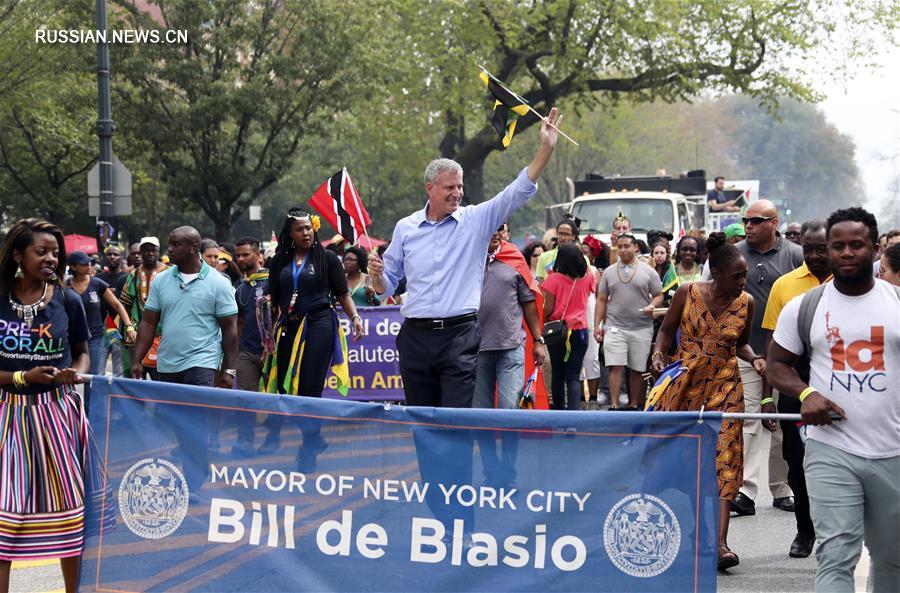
[655,283,748,500]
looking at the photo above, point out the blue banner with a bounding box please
[80,377,721,593]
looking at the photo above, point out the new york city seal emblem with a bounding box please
[118,457,189,539]
[603,493,681,578]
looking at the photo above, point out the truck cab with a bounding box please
[546,173,757,246]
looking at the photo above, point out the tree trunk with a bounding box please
[454,127,501,204]
[214,213,231,242]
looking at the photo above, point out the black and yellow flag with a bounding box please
[480,71,530,149]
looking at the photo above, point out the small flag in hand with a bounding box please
[645,360,688,411]
[309,168,372,245]
[480,71,530,150]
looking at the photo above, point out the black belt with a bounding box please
[408,312,477,330]
[287,303,332,320]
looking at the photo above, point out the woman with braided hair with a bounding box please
[650,231,767,571]
[260,208,365,470]
[0,219,91,593]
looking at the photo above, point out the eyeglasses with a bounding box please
[756,263,766,284]
[742,216,775,226]
[785,231,801,237]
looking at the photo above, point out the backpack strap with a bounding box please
[797,284,828,357]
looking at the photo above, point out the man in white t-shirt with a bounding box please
[767,207,899,593]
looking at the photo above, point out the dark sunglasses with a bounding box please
[785,230,801,237]
[742,216,775,226]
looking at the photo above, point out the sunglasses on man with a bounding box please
[742,215,775,226]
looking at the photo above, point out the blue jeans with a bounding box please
[548,328,588,411]
[98,340,124,377]
[473,346,525,410]
[84,336,104,413]
[473,346,524,486]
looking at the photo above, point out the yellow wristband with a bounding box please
[760,397,774,406]
[798,387,816,402]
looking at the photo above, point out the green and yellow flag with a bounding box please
[480,71,530,149]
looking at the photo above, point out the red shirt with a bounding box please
[542,271,594,330]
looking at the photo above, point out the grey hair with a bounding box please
[424,158,463,184]
[800,219,827,237]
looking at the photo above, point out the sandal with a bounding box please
[717,544,739,571]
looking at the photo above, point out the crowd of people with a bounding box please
[0,105,897,592]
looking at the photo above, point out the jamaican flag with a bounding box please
[480,71,530,149]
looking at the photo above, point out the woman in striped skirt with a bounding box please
[0,219,91,593]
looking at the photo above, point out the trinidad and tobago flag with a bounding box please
[309,168,372,244]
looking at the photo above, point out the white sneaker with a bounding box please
[618,393,629,406]
[596,392,610,406]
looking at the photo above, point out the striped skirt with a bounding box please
[0,385,89,561]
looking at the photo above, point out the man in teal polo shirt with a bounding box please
[132,225,238,495]
[133,226,238,386]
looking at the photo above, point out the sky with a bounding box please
[817,44,900,218]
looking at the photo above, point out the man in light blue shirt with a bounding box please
[369,107,560,408]
[133,227,238,386]
[132,225,238,496]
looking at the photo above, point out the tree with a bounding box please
[385,0,897,203]
[722,95,863,221]
[0,1,99,231]
[111,0,379,240]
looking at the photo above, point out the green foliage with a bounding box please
[111,0,379,239]
[0,1,98,230]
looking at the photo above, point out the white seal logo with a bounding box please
[118,457,189,539]
[603,493,681,578]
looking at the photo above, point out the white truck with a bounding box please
[546,172,758,246]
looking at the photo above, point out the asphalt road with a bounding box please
[9,420,870,593]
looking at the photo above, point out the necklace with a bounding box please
[10,282,49,328]
[616,261,638,284]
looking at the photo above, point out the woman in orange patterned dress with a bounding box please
[650,232,767,571]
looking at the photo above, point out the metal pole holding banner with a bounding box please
[95,0,114,222]
[76,374,838,422]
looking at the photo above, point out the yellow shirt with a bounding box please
[761,262,831,331]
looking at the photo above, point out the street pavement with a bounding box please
[9,414,870,593]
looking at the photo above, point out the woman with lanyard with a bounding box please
[262,208,365,471]
[66,250,136,411]
[343,245,380,307]
[0,219,91,593]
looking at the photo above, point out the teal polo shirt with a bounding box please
[144,261,238,373]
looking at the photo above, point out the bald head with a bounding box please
[171,226,201,246]
[745,199,777,218]
[743,199,778,249]
[168,226,202,268]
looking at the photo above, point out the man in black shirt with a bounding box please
[96,245,128,377]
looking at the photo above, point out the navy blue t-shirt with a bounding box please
[707,189,727,204]
[72,276,110,341]
[0,286,90,394]
[275,250,348,315]
[236,273,269,356]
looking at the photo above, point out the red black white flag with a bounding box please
[309,168,372,244]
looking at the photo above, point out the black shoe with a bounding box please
[773,496,795,512]
[730,493,756,516]
[789,533,814,558]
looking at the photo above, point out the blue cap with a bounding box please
[67,250,92,266]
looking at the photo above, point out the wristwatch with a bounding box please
[535,336,546,344]
[224,369,237,377]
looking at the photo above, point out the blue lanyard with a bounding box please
[291,256,308,293]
